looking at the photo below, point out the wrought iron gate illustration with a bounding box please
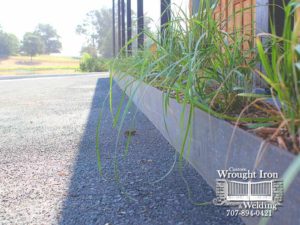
[214,179,283,205]
[227,180,272,201]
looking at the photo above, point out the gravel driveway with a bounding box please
[0,74,244,225]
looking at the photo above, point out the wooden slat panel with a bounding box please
[221,0,229,30]
[189,0,256,48]
[296,3,300,42]
[213,1,221,24]
[228,0,235,34]
[243,0,255,50]
[234,0,243,34]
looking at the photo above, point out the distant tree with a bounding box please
[76,9,113,58]
[80,45,98,58]
[0,31,11,57]
[0,29,20,57]
[34,24,62,54]
[7,34,19,55]
[76,8,152,58]
[21,33,44,60]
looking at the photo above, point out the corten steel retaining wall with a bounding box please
[115,76,300,225]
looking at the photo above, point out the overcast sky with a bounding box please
[0,0,187,56]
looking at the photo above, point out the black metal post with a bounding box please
[117,0,121,52]
[127,0,132,54]
[137,0,144,49]
[161,0,171,40]
[121,0,126,49]
[112,0,116,57]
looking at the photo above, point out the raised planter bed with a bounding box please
[115,76,300,225]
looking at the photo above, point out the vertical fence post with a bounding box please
[161,0,171,41]
[297,1,300,42]
[112,0,116,57]
[137,0,144,49]
[117,0,121,52]
[121,0,126,50]
[127,0,132,55]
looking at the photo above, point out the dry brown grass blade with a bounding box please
[277,136,288,151]
[252,127,279,138]
[225,98,266,169]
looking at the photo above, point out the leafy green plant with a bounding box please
[256,0,300,153]
[112,1,264,122]
[102,0,263,184]
[257,3,300,223]
[80,53,109,72]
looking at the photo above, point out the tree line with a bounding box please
[0,24,62,59]
[77,7,151,59]
[0,7,152,60]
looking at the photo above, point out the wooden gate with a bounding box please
[213,1,255,33]
[189,0,256,49]
[213,0,256,50]
[189,0,299,38]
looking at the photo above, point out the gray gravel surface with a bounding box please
[0,74,244,225]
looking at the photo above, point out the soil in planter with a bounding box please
[166,88,299,154]
[231,101,299,154]
[119,76,299,154]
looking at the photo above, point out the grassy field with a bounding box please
[0,55,81,75]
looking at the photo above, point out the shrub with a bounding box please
[0,31,20,57]
[80,53,109,72]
